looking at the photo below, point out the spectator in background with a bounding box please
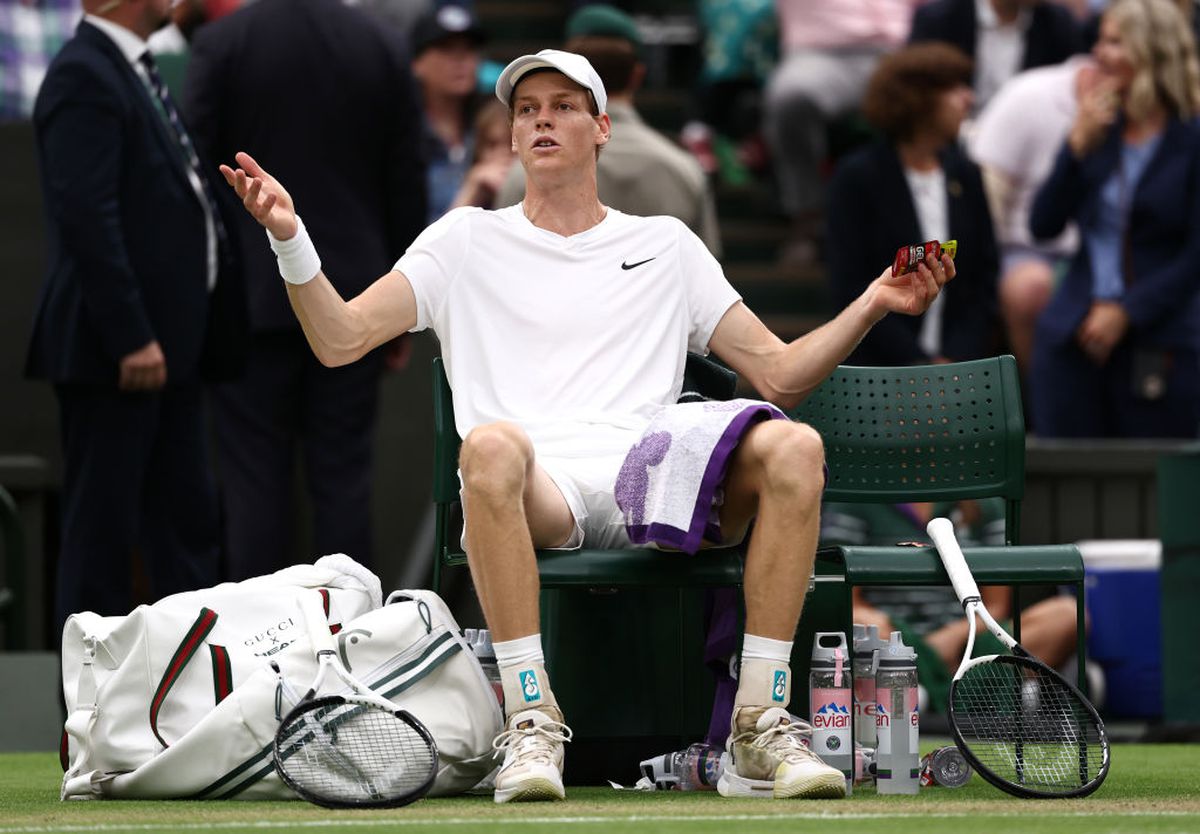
[820,499,1085,715]
[26,0,246,628]
[678,0,777,184]
[1029,0,1200,438]
[496,4,722,256]
[826,43,1000,366]
[183,0,426,578]
[411,3,486,222]
[449,100,517,210]
[968,55,1093,386]
[762,0,921,264]
[0,0,81,121]
[910,0,1083,113]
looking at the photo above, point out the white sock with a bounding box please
[493,634,544,669]
[735,634,794,710]
[494,634,556,716]
[741,633,793,663]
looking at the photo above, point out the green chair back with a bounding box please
[790,355,1026,543]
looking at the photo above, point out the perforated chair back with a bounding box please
[790,356,1026,543]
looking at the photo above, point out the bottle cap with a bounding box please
[853,623,887,659]
[877,630,917,667]
[810,631,849,668]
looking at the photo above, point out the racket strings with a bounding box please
[950,659,1106,795]
[277,701,436,805]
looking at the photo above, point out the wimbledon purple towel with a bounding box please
[614,399,787,554]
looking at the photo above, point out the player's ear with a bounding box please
[595,113,611,148]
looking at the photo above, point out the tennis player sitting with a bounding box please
[221,49,954,804]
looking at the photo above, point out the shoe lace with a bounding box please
[746,717,822,763]
[492,720,573,766]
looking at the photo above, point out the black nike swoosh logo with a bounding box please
[621,257,656,270]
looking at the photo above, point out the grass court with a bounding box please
[2,743,1198,834]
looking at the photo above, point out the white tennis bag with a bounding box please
[60,555,502,800]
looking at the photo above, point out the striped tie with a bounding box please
[138,51,228,249]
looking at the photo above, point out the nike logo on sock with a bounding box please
[621,257,656,270]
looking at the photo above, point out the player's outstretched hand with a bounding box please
[219,151,297,241]
[870,251,956,318]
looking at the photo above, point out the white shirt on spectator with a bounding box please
[973,0,1032,111]
[905,166,950,357]
[969,56,1088,255]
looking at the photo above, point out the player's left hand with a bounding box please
[870,250,956,317]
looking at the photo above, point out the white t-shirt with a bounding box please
[969,57,1087,255]
[973,0,1030,112]
[905,166,949,358]
[396,205,742,458]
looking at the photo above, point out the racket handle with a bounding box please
[926,517,982,605]
[298,592,338,655]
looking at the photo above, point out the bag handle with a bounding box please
[149,608,218,748]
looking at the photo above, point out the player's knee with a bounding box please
[460,422,532,497]
[759,421,825,498]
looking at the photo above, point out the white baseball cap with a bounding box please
[494,49,608,115]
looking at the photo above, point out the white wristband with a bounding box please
[267,215,321,285]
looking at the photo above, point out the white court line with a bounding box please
[2,810,1197,833]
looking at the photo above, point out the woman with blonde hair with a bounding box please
[1029,0,1200,437]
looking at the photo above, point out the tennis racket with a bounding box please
[926,517,1110,798]
[273,593,439,808]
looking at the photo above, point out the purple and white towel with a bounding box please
[614,398,787,554]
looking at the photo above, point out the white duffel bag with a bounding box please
[60,555,501,800]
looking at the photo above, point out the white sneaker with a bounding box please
[491,706,572,803]
[717,706,846,799]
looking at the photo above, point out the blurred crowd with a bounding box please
[6,0,1200,622]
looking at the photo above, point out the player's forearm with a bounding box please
[766,292,886,409]
[286,276,373,367]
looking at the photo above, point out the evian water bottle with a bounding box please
[875,631,919,794]
[852,624,886,752]
[809,632,853,794]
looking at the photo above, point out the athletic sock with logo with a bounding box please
[736,634,794,709]
[494,633,558,718]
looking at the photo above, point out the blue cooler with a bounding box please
[1078,540,1162,718]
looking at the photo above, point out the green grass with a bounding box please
[2,745,1198,834]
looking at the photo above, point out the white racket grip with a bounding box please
[298,592,337,655]
[927,517,982,604]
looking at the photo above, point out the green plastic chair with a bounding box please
[789,355,1087,688]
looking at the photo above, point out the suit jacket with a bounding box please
[25,20,246,384]
[183,0,427,332]
[910,0,1081,70]
[826,139,1000,365]
[1030,118,1200,349]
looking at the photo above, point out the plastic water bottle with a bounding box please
[464,628,503,707]
[809,631,853,794]
[638,742,722,790]
[678,742,723,791]
[875,631,919,794]
[852,624,885,752]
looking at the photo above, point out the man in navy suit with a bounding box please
[182,0,426,579]
[26,0,245,630]
[910,0,1082,110]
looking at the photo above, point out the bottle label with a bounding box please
[875,686,892,755]
[810,686,851,754]
[853,674,876,744]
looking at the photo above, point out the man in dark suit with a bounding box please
[27,0,246,629]
[910,0,1082,110]
[183,0,426,579]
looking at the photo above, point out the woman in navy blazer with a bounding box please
[827,43,1000,366]
[1029,0,1200,438]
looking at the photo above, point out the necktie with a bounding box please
[138,51,228,250]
